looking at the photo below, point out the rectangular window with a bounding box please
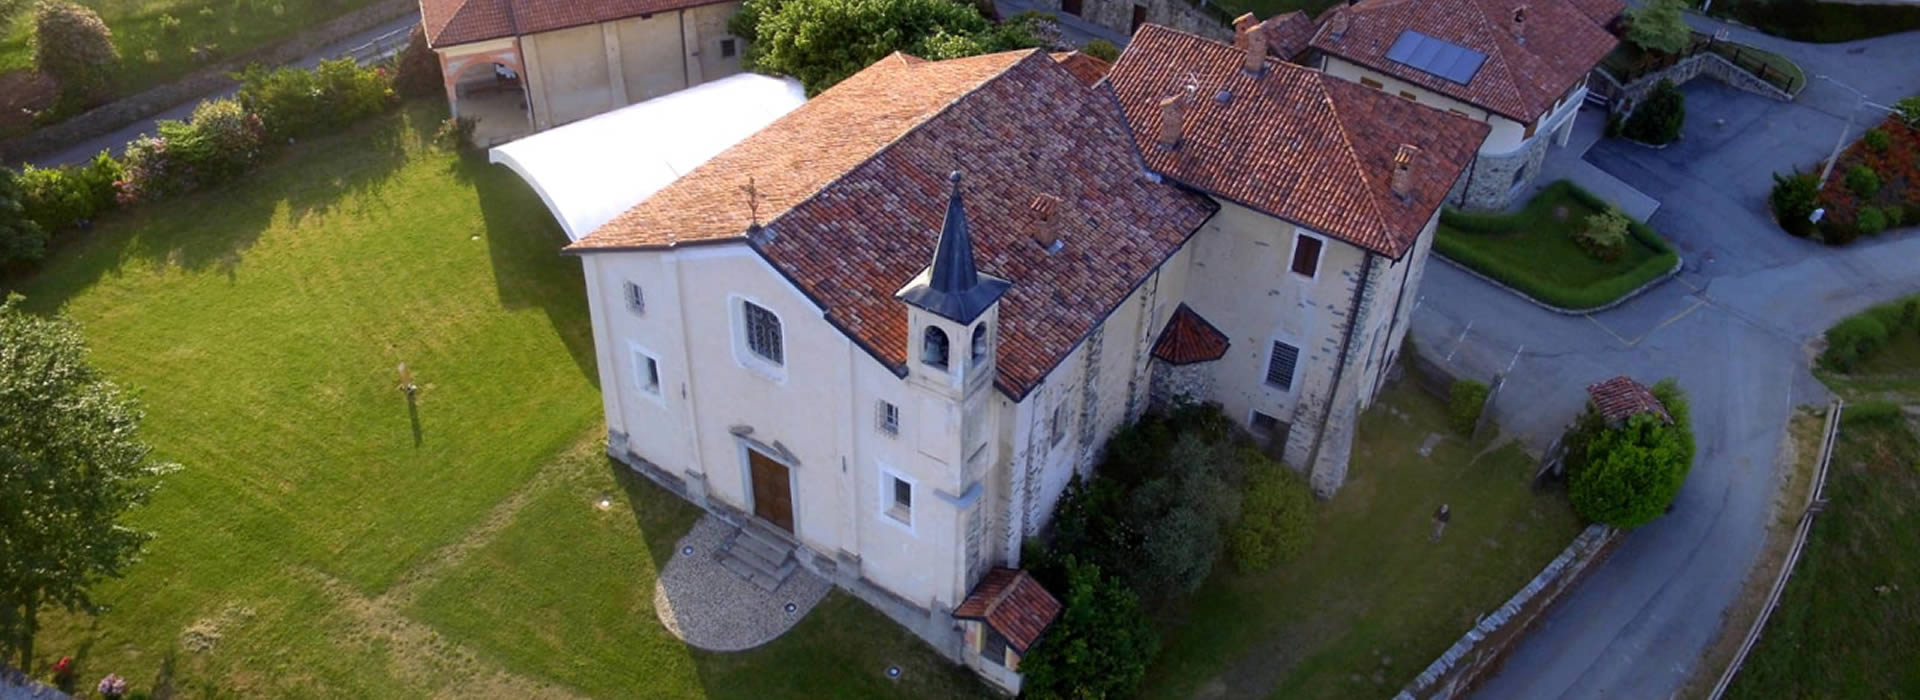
[624,281,644,314]
[1266,341,1300,391]
[885,473,912,525]
[743,301,783,365]
[1290,233,1323,278]
[1360,76,1384,90]
[1448,108,1471,118]
[1050,402,1068,446]
[877,400,900,436]
[1398,90,1417,101]
[982,628,1010,666]
[720,38,737,58]
[631,346,661,396]
[1250,410,1280,434]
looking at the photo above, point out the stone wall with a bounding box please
[1028,0,1231,42]
[0,0,417,164]
[1601,51,1794,117]
[1395,524,1622,700]
[1146,359,1218,413]
[1458,129,1552,211]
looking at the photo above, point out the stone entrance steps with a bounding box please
[716,520,798,592]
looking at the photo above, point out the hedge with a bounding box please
[1434,183,1680,311]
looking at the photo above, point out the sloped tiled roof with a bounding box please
[1105,24,1487,258]
[420,0,734,48]
[1586,376,1671,425]
[1051,51,1114,86]
[570,50,1216,400]
[1308,0,1620,122]
[1260,11,1317,61]
[953,568,1062,653]
[1151,304,1230,365]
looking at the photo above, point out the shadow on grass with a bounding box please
[467,152,601,389]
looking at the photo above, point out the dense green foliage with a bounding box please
[1820,296,1920,372]
[159,98,268,184]
[0,168,46,268]
[32,0,119,104]
[236,57,396,141]
[738,0,1044,94]
[393,27,444,99]
[1448,378,1490,437]
[0,297,176,669]
[1845,165,1881,199]
[1710,0,1920,43]
[1080,38,1119,61]
[1623,79,1685,145]
[1017,557,1158,700]
[1564,379,1694,528]
[15,155,116,234]
[1624,0,1689,54]
[1227,464,1312,572]
[1900,97,1920,128]
[1856,206,1888,235]
[1576,208,1631,261]
[1435,181,1678,310]
[1863,128,1891,153]
[1770,170,1820,238]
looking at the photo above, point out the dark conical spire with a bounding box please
[896,171,1011,324]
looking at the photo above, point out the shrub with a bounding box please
[33,1,120,103]
[1566,379,1694,528]
[158,12,180,34]
[434,116,478,151]
[1016,557,1158,700]
[1898,96,1920,128]
[1449,379,1490,437]
[156,98,267,186]
[16,165,94,233]
[1845,165,1881,198]
[1623,79,1685,145]
[1576,208,1631,261]
[115,134,187,205]
[1081,38,1119,61]
[746,0,996,94]
[237,58,396,141]
[0,168,50,267]
[1228,464,1312,572]
[1769,170,1820,237]
[1857,206,1888,235]
[394,27,443,99]
[1625,0,1690,54]
[1822,314,1890,371]
[78,151,122,212]
[1863,128,1891,152]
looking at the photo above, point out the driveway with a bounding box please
[1410,32,1920,700]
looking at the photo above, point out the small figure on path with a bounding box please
[1431,504,1451,542]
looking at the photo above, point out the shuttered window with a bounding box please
[1266,341,1300,390]
[1291,234,1323,278]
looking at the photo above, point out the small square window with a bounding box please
[1290,234,1323,278]
[632,346,661,396]
[893,477,912,511]
[1266,341,1300,391]
[720,38,737,58]
[624,281,644,314]
[877,400,900,436]
[884,473,913,525]
[1251,410,1279,434]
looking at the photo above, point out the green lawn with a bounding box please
[0,0,381,111]
[10,100,980,698]
[1707,0,1920,43]
[1139,379,1584,698]
[1435,181,1679,311]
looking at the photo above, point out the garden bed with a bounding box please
[1805,116,1920,245]
[1434,181,1681,312]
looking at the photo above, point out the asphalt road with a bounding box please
[1413,23,1920,700]
[37,12,422,167]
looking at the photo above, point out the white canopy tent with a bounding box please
[489,74,809,242]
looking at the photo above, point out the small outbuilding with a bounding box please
[953,567,1063,693]
[1585,375,1671,425]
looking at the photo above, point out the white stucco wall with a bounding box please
[1319,55,1586,159]
[503,2,746,130]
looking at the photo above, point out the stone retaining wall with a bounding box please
[1601,51,1794,117]
[1,0,416,164]
[1395,523,1622,700]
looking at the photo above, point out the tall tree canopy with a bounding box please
[738,0,1045,94]
[1625,0,1690,55]
[0,296,176,669]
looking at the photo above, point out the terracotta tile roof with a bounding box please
[1308,0,1619,122]
[570,50,1216,400]
[1051,51,1114,86]
[1586,376,1671,425]
[1151,304,1230,365]
[954,568,1062,653]
[1260,11,1317,61]
[420,0,734,48]
[1106,24,1487,258]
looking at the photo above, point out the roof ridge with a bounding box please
[1312,75,1395,247]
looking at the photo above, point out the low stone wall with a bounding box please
[1602,51,1794,117]
[1,0,416,164]
[1394,523,1622,700]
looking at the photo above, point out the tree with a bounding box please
[0,168,48,268]
[1625,0,1690,55]
[743,0,1041,94]
[33,0,120,103]
[394,27,445,99]
[1769,170,1819,238]
[1016,557,1158,700]
[1080,38,1119,62]
[1565,379,1694,528]
[1623,79,1686,145]
[0,296,177,670]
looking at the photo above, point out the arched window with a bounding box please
[923,327,950,370]
[971,325,989,366]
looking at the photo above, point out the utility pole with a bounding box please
[1815,74,1900,188]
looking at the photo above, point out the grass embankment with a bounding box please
[1140,381,1584,698]
[12,100,980,698]
[1435,180,1679,311]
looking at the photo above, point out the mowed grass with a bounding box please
[0,0,380,105]
[1435,181,1677,310]
[1140,380,1584,699]
[11,101,979,698]
[1726,410,1920,697]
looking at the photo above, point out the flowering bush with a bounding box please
[1809,116,1920,244]
[116,134,187,205]
[96,673,128,699]
[236,58,396,140]
[158,98,267,185]
[49,656,73,683]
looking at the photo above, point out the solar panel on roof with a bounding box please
[1384,30,1487,85]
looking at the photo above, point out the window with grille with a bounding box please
[742,301,783,365]
[624,281,644,314]
[876,400,899,437]
[1291,234,1323,278]
[1251,410,1279,434]
[1266,341,1300,390]
[720,38,737,58]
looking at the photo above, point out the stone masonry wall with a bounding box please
[1029,0,1231,42]
[1458,130,1552,211]
[1146,359,1217,413]
[1602,52,1793,118]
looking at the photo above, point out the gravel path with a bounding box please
[652,515,830,652]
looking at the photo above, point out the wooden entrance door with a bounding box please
[748,450,794,533]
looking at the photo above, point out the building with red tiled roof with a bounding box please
[419,0,747,143]
[1586,376,1672,425]
[955,568,1063,672]
[1306,0,1621,209]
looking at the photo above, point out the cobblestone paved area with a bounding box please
[652,515,831,651]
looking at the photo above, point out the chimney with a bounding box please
[1510,5,1527,40]
[1157,92,1188,148]
[1391,144,1419,199]
[1325,10,1350,41]
[1234,13,1268,73]
[1027,194,1063,249]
